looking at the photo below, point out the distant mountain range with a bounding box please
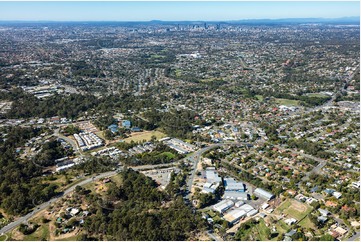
[0,16,359,25]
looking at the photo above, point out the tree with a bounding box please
[320,234,335,241]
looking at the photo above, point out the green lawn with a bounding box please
[276,220,291,233]
[175,69,182,77]
[235,219,271,240]
[22,224,50,241]
[55,234,81,241]
[255,219,271,241]
[123,131,166,143]
[0,234,8,241]
[207,210,217,218]
[275,98,300,106]
[285,206,313,221]
[162,152,176,159]
[111,174,123,186]
[255,95,264,101]
[298,216,316,229]
[276,199,313,221]
[275,200,292,214]
[305,93,329,98]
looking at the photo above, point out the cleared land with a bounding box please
[275,98,300,106]
[275,199,313,221]
[123,130,166,143]
[305,93,330,98]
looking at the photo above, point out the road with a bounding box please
[0,171,116,235]
[184,144,223,200]
[0,161,181,235]
[347,232,360,241]
[53,128,79,153]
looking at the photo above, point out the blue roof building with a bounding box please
[131,127,142,132]
[122,120,131,129]
[108,124,119,133]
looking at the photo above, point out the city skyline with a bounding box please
[0,1,359,21]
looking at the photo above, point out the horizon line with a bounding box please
[0,16,359,23]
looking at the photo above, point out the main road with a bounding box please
[184,144,223,200]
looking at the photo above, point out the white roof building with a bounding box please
[212,199,234,214]
[238,204,254,213]
[235,201,245,207]
[223,209,247,224]
[247,209,259,217]
[254,188,275,201]
[223,191,248,200]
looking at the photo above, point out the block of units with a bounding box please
[254,188,275,201]
[212,199,234,214]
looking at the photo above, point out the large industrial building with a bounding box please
[223,191,248,200]
[212,199,234,214]
[223,177,245,192]
[254,188,275,201]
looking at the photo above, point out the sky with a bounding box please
[0,1,359,21]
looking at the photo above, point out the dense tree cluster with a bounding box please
[0,127,58,215]
[32,139,72,167]
[82,169,205,240]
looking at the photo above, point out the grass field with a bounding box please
[55,235,80,241]
[276,220,290,233]
[21,223,50,241]
[162,152,176,159]
[298,216,316,229]
[275,98,300,106]
[255,219,271,241]
[111,174,123,186]
[255,95,264,101]
[0,234,8,241]
[305,93,329,98]
[123,131,166,143]
[275,199,313,221]
[94,131,105,140]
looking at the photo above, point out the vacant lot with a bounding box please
[298,216,316,230]
[275,199,313,221]
[123,131,166,143]
[275,98,300,106]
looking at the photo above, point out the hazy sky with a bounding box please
[0,1,359,21]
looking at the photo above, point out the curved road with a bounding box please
[184,144,223,200]
[0,160,185,235]
[0,171,116,235]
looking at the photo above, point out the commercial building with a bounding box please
[163,138,196,154]
[223,177,245,192]
[212,199,234,214]
[254,188,275,201]
[108,124,119,133]
[206,167,222,183]
[223,191,248,200]
[223,209,247,224]
[56,160,75,172]
[122,120,131,128]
